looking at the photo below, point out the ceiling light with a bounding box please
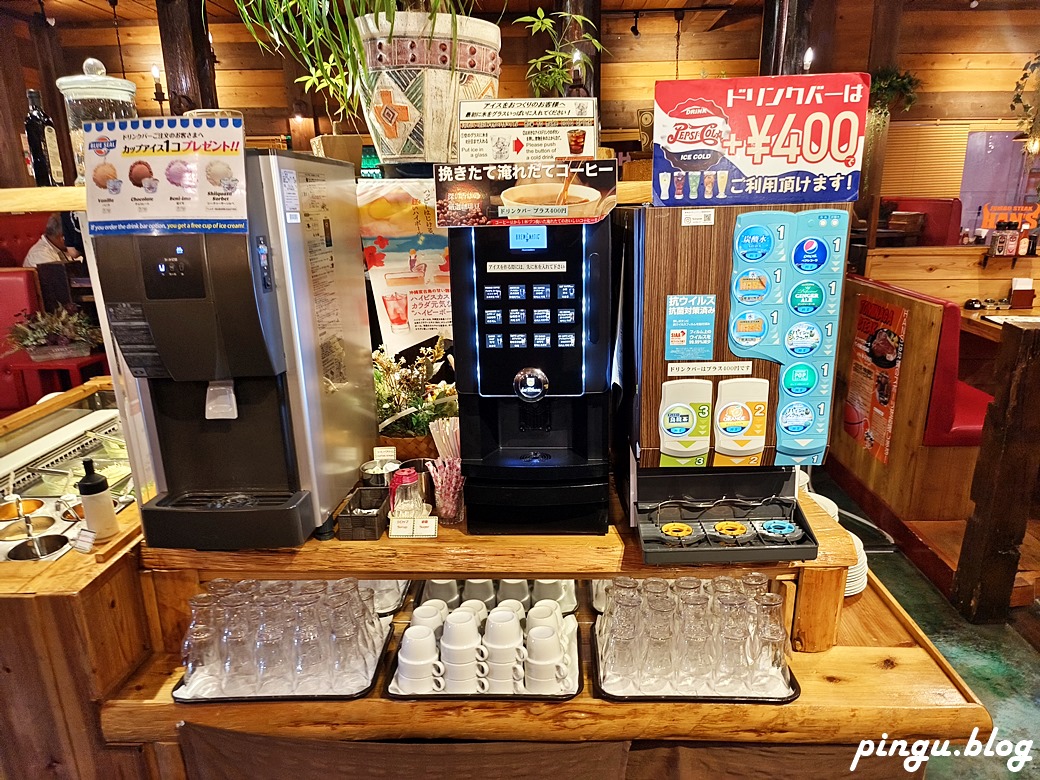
[630,12,640,38]
[802,47,815,72]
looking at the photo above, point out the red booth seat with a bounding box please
[886,197,963,247]
[856,277,992,447]
[0,268,44,415]
[0,212,51,267]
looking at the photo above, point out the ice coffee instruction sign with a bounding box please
[652,73,869,207]
[83,117,247,235]
[457,98,598,164]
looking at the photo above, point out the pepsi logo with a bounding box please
[88,137,117,156]
[803,239,818,252]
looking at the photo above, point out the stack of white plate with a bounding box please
[845,532,869,596]
[803,490,839,523]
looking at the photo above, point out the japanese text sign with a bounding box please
[653,73,870,207]
[434,160,617,227]
[83,117,247,235]
[458,98,598,164]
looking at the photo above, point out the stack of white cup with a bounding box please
[395,591,572,696]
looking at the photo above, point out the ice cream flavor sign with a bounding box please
[83,117,247,235]
[652,73,869,207]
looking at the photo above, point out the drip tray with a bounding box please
[158,491,298,510]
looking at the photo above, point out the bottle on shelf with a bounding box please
[1017,223,1032,257]
[991,222,1008,256]
[1004,222,1020,257]
[24,89,64,187]
[77,458,120,540]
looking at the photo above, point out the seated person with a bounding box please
[23,212,80,268]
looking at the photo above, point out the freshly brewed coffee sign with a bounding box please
[83,117,247,235]
[652,73,869,207]
[434,160,617,227]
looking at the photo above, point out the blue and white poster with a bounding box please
[83,117,247,235]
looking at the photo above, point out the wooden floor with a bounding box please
[906,519,1040,608]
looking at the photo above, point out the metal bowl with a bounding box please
[7,535,69,561]
[60,500,119,523]
[0,516,57,541]
[0,499,44,521]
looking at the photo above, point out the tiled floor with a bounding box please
[812,467,1040,779]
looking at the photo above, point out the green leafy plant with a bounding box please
[869,67,922,117]
[232,0,476,118]
[514,8,606,98]
[1011,52,1040,160]
[373,338,457,438]
[6,306,102,352]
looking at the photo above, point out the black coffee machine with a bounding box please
[449,221,613,534]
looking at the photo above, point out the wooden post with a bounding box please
[282,55,315,153]
[155,0,218,115]
[29,12,75,185]
[759,0,815,76]
[0,15,32,187]
[952,323,1040,623]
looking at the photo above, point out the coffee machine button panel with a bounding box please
[508,309,527,325]
[558,333,576,348]
[533,284,551,299]
[533,334,552,348]
[514,368,549,402]
[558,284,576,299]
[508,284,527,300]
[486,334,504,348]
[485,309,503,325]
[558,309,576,324]
[509,334,528,349]
[484,286,502,300]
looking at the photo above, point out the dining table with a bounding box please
[959,307,1040,342]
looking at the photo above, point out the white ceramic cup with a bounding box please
[439,641,489,665]
[425,580,460,608]
[524,674,565,695]
[486,659,525,681]
[396,656,445,680]
[523,657,569,682]
[444,675,490,694]
[441,610,481,648]
[494,599,527,622]
[483,642,527,665]
[422,598,450,622]
[409,604,445,638]
[442,658,489,681]
[487,677,524,695]
[457,599,489,628]
[532,579,565,603]
[525,625,569,665]
[483,609,524,647]
[532,599,564,623]
[399,625,439,662]
[395,672,445,694]
[462,579,497,609]
[525,604,564,638]
[497,579,531,608]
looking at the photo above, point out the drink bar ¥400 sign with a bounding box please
[653,73,870,207]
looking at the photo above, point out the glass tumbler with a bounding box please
[219,594,258,695]
[638,595,675,694]
[291,594,330,694]
[182,625,218,687]
[751,626,790,691]
[714,625,752,696]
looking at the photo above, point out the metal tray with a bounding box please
[384,624,584,703]
[170,624,395,704]
[589,630,800,705]
[371,580,413,616]
[413,579,579,616]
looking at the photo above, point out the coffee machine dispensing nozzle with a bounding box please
[205,380,239,420]
[513,368,549,403]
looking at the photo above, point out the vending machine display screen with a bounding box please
[473,229,587,397]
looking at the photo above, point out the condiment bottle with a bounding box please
[1017,223,1032,256]
[992,222,1007,255]
[77,458,119,539]
[1005,221,1020,256]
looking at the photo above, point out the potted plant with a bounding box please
[1011,52,1040,164]
[514,9,605,98]
[6,306,102,362]
[235,1,502,165]
[373,338,457,460]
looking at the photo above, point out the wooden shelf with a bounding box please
[100,572,988,745]
[617,180,651,205]
[0,187,87,214]
[139,495,857,580]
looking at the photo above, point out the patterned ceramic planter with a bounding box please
[358,12,501,165]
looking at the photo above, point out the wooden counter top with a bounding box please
[960,307,1040,342]
[100,572,988,745]
[139,495,857,579]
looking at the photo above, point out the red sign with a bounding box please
[653,73,870,207]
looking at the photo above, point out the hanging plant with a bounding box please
[232,0,477,118]
[1011,52,1040,159]
[868,67,922,117]
[514,8,606,98]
